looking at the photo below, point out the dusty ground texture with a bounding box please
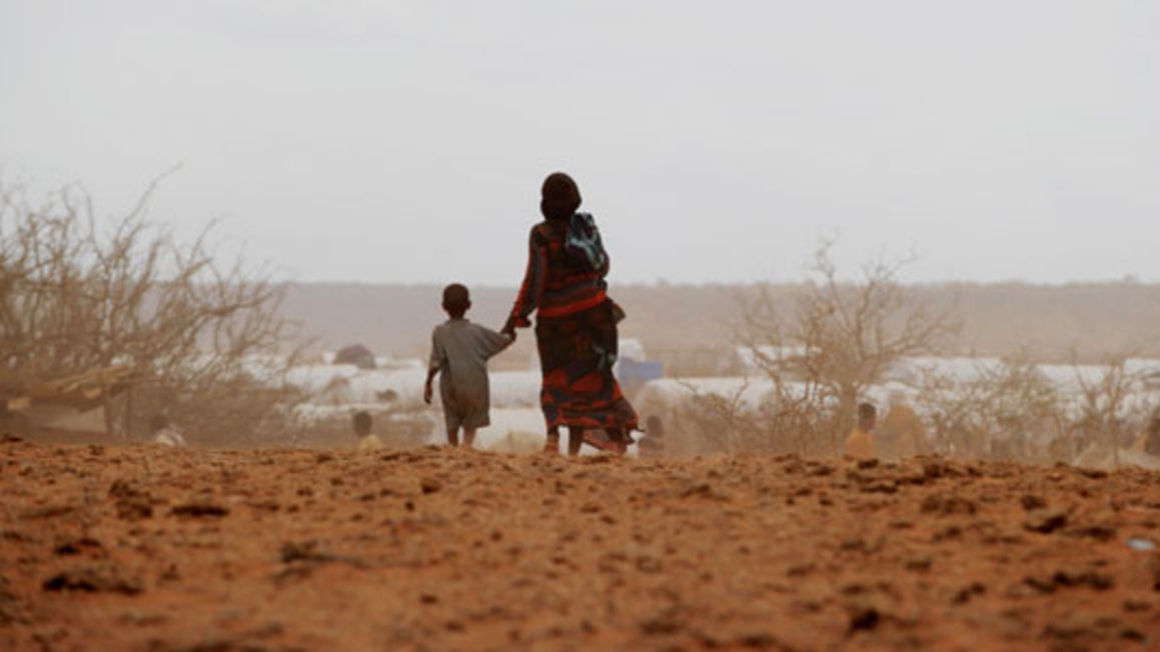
[2,440,1160,651]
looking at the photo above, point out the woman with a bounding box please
[502,172,638,455]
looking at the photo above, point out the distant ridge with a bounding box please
[280,281,1160,367]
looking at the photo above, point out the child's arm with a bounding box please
[479,325,515,359]
[425,328,446,404]
[423,366,438,404]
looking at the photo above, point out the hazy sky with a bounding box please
[2,1,1157,286]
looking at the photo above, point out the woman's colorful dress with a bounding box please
[509,216,638,447]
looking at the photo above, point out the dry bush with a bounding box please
[912,356,1062,462]
[278,405,436,450]
[714,240,958,455]
[1068,356,1155,465]
[909,354,1157,465]
[674,381,838,456]
[0,179,301,443]
[672,380,759,455]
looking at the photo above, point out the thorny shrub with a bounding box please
[0,178,303,444]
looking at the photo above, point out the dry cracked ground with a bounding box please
[2,438,1160,651]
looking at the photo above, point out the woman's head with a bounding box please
[540,172,581,220]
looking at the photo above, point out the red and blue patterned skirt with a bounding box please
[535,299,638,450]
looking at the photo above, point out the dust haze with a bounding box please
[3,2,1160,650]
[2,1,1158,284]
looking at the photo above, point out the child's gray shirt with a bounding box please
[428,319,512,428]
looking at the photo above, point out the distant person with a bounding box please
[638,415,666,458]
[150,414,187,448]
[501,172,639,456]
[844,402,877,459]
[1148,412,1160,457]
[1130,409,1160,457]
[352,410,383,451]
[876,391,928,459]
[425,283,514,448]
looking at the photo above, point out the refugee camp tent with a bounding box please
[333,344,376,370]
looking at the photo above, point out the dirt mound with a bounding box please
[2,442,1159,649]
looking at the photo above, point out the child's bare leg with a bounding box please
[446,428,459,447]
[463,428,476,448]
[567,427,584,457]
[542,427,560,454]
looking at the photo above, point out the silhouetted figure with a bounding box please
[150,413,187,448]
[425,284,513,448]
[876,391,928,459]
[638,415,666,458]
[844,402,877,459]
[1133,410,1160,457]
[502,172,639,456]
[352,410,383,451]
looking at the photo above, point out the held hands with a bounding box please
[500,316,517,338]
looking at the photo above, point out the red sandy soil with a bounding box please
[2,439,1159,651]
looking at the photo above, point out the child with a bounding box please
[424,283,514,448]
[150,414,187,448]
[352,410,383,451]
[844,402,877,459]
[638,415,666,458]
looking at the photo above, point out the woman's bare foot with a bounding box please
[567,428,584,457]
[541,432,560,455]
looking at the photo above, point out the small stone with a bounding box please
[921,494,976,516]
[1123,599,1151,612]
[1024,508,1068,534]
[863,480,898,494]
[840,537,867,552]
[786,562,816,577]
[1052,567,1114,590]
[636,556,663,573]
[640,614,681,636]
[905,556,932,572]
[1020,494,1046,511]
[43,565,143,595]
[847,600,883,631]
[53,538,103,557]
[951,582,986,604]
[420,478,442,494]
[171,503,229,518]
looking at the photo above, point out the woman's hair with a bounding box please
[540,172,582,220]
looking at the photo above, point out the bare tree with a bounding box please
[737,240,959,453]
[674,379,755,454]
[1070,354,1151,467]
[0,178,301,442]
[913,355,1062,461]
